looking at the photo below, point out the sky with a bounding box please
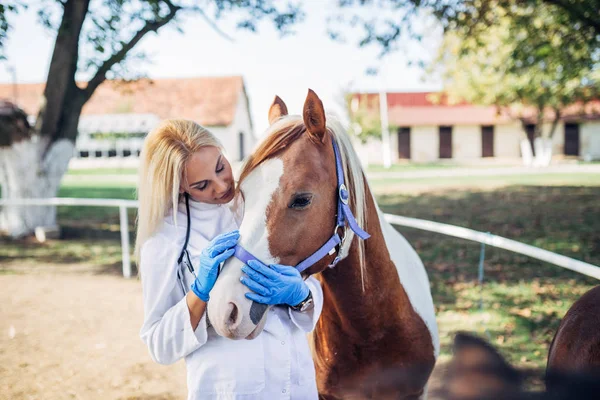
[0,0,442,136]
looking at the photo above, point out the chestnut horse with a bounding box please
[441,332,600,400]
[547,285,600,387]
[208,90,439,399]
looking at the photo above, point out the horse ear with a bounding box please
[268,95,288,125]
[303,89,327,143]
[444,332,523,399]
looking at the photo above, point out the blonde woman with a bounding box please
[137,119,323,399]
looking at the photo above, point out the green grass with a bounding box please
[365,162,525,173]
[2,170,600,369]
[378,185,600,368]
[370,172,600,193]
[65,168,138,175]
[367,162,464,173]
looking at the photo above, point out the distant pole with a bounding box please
[379,89,392,169]
[7,65,18,103]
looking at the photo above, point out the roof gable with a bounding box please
[0,76,245,127]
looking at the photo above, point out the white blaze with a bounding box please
[208,158,285,337]
[236,158,284,265]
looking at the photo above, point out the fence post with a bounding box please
[478,240,486,312]
[119,205,132,278]
[477,233,492,340]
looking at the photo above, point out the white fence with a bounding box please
[1,197,600,280]
[0,198,138,278]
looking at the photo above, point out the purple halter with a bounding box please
[233,137,370,274]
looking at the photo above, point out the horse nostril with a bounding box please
[229,303,238,325]
[226,302,241,329]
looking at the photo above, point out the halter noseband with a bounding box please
[233,137,370,274]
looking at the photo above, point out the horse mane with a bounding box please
[237,115,368,287]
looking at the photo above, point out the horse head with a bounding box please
[207,89,368,340]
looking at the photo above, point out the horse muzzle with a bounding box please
[208,272,269,340]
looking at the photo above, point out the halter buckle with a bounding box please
[339,184,349,205]
[335,223,348,244]
[327,223,348,268]
[328,255,342,268]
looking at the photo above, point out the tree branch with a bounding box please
[192,6,234,42]
[549,106,561,139]
[543,0,600,35]
[83,0,181,100]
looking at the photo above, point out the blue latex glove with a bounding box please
[190,230,240,302]
[241,260,310,307]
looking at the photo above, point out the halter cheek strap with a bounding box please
[233,137,370,274]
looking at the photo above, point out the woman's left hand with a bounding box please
[241,260,309,307]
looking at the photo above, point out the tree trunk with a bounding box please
[535,108,562,167]
[0,92,84,237]
[519,120,535,166]
[0,137,74,237]
[532,105,552,167]
[0,0,180,237]
[0,0,88,237]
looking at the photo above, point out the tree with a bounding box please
[431,4,599,164]
[333,0,599,164]
[345,93,390,144]
[0,0,301,237]
[328,0,600,56]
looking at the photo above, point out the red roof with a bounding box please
[351,92,600,126]
[0,76,246,127]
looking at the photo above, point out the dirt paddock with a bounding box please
[0,271,445,399]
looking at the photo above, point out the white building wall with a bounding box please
[494,123,522,158]
[540,122,565,155]
[354,138,388,166]
[581,121,600,161]
[352,121,598,163]
[453,126,481,159]
[411,126,438,162]
[210,91,254,162]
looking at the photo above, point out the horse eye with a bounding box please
[289,194,313,210]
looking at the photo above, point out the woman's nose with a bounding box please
[215,179,228,193]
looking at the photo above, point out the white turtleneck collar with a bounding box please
[160,195,242,255]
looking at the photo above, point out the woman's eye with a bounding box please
[196,182,208,191]
[216,164,224,173]
[289,195,312,209]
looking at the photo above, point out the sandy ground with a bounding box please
[0,272,187,400]
[0,271,445,400]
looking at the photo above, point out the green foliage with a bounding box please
[330,1,600,57]
[75,0,304,81]
[0,0,304,88]
[432,3,600,137]
[346,93,382,143]
[0,0,305,149]
[345,93,399,143]
[0,1,25,60]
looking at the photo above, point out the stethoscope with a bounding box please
[176,193,224,295]
[176,193,196,295]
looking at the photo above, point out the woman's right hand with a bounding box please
[190,230,240,302]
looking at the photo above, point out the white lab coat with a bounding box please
[139,198,323,399]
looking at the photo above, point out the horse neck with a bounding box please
[317,181,414,325]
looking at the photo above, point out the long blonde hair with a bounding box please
[135,119,222,261]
